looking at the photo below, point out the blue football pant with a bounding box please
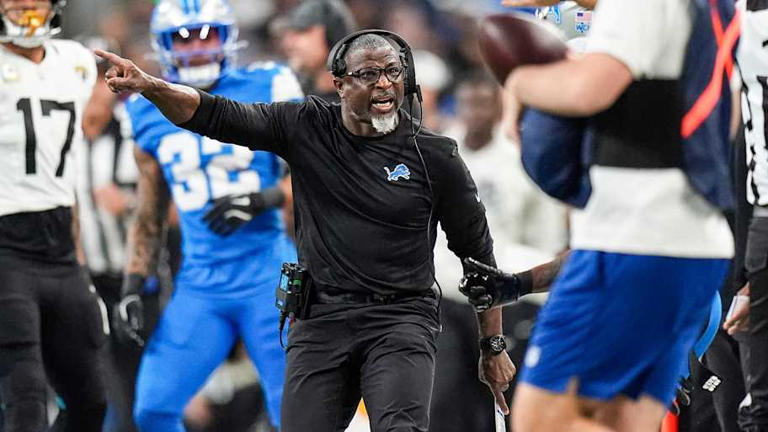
[519,250,729,404]
[133,285,286,431]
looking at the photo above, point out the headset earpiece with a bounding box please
[333,56,346,77]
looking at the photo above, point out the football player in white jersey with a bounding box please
[0,1,107,431]
[731,1,768,429]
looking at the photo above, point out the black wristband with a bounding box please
[121,273,146,297]
[516,270,534,297]
[495,272,521,306]
[260,186,286,209]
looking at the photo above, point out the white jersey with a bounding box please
[444,125,568,255]
[0,39,96,217]
[577,0,734,259]
[737,0,768,206]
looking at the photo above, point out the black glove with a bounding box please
[112,273,146,348]
[203,186,285,236]
[459,258,527,312]
[670,353,722,416]
[670,377,692,416]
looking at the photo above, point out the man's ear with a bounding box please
[333,77,344,97]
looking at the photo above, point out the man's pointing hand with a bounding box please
[94,49,157,95]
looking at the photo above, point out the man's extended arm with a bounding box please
[531,250,569,292]
[95,50,291,155]
[95,50,200,124]
[460,250,570,311]
[508,54,632,118]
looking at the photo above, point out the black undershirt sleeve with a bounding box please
[178,89,299,159]
[434,144,496,271]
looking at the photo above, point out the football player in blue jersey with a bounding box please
[112,1,302,430]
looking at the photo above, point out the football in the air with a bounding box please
[478,13,568,84]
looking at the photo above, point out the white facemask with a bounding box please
[0,14,58,48]
[177,62,221,88]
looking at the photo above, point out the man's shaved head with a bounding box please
[343,34,398,66]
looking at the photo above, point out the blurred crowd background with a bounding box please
[63,1,570,431]
[62,0,519,129]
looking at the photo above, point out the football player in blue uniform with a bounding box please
[113,1,302,430]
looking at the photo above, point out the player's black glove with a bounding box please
[113,273,146,348]
[459,258,532,312]
[203,186,286,236]
[670,377,692,416]
[670,353,722,415]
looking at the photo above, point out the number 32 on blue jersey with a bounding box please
[156,132,261,212]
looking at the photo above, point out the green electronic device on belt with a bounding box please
[275,262,311,348]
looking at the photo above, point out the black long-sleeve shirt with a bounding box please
[181,93,494,295]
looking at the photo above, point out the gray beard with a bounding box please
[371,112,399,135]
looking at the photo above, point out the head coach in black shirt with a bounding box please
[95,30,516,431]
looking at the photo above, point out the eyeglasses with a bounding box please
[344,66,405,86]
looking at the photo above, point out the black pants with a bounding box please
[744,215,768,431]
[0,257,107,432]
[91,274,151,432]
[281,296,440,432]
[429,298,494,432]
[705,329,748,432]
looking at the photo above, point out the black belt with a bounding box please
[313,288,436,305]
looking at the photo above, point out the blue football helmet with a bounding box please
[0,0,66,48]
[150,0,241,87]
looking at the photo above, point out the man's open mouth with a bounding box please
[371,96,395,112]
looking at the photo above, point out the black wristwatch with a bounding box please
[480,335,507,355]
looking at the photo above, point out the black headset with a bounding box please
[326,29,422,103]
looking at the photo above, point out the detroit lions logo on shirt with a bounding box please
[384,164,410,182]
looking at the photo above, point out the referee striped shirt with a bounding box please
[77,104,138,275]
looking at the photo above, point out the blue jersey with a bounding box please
[126,63,303,267]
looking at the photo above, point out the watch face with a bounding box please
[490,336,506,353]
